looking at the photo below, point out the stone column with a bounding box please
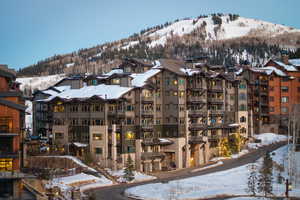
[111,124,117,170]
[135,139,142,171]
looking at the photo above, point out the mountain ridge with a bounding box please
[17,14,300,77]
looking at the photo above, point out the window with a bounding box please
[92,80,97,85]
[55,132,64,139]
[281,77,289,82]
[239,84,246,89]
[95,147,103,154]
[173,80,178,85]
[0,158,13,171]
[156,105,161,111]
[166,78,170,85]
[239,93,246,100]
[298,87,300,92]
[93,134,102,140]
[269,96,274,102]
[281,107,288,113]
[269,86,274,91]
[125,131,135,140]
[240,128,246,134]
[281,86,289,92]
[239,104,246,111]
[173,91,178,96]
[179,91,184,97]
[269,107,275,112]
[281,96,289,103]
[179,79,184,85]
[112,78,120,84]
[240,116,246,123]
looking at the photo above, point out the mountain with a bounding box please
[17,14,300,77]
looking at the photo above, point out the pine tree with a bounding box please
[246,163,258,196]
[124,155,135,182]
[257,151,273,197]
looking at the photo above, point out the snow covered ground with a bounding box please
[248,133,288,149]
[125,145,299,200]
[106,168,156,183]
[47,173,113,200]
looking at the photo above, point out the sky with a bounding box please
[0,0,299,70]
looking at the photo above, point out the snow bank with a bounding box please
[248,133,288,149]
[191,161,223,173]
[48,173,113,200]
[125,145,300,199]
[106,169,156,183]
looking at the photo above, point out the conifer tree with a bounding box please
[124,155,135,182]
[257,151,273,197]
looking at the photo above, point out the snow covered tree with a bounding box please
[246,163,258,196]
[124,155,135,182]
[257,151,273,197]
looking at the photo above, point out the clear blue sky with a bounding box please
[0,0,299,70]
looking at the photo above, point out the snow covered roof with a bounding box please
[289,59,300,67]
[42,89,60,96]
[53,85,71,92]
[73,142,88,148]
[131,68,161,87]
[274,61,298,72]
[51,84,133,100]
[180,68,201,76]
[104,68,124,76]
[261,66,287,77]
[235,68,243,75]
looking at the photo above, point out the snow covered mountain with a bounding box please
[18,14,300,77]
[120,14,300,49]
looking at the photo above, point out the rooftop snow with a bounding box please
[289,59,300,67]
[274,61,298,71]
[235,68,243,75]
[180,68,201,76]
[131,68,161,87]
[50,84,133,100]
[261,66,287,76]
[53,85,71,92]
[104,69,124,76]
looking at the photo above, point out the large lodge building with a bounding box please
[32,55,300,172]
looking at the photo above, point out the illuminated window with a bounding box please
[125,131,135,140]
[0,158,13,171]
[55,132,64,139]
[112,79,120,84]
[173,80,178,85]
[116,133,120,141]
[93,133,102,140]
[173,91,178,96]
[281,96,289,103]
[179,91,184,97]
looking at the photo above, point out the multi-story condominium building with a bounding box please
[264,55,300,133]
[32,76,84,137]
[0,65,26,199]
[37,58,250,172]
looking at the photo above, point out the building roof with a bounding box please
[0,98,26,111]
[156,59,187,76]
[0,65,16,79]
[261,66,288,77]
[273,61,298,72]
[130,68,161,87]
[46,84,133,101]
[289,59,300,67]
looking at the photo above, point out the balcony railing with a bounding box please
[141,96,154,104]
[187,96,206,104]
[0,151,19,158]
[188,110,207,117]
[141,152,165,160]
[189,136,208,144]
[189,124,207,131]
[207,98,224,104]
[141,124,154,131]
[207,85,223,92]
[209,110,224,115]
[0,171,28,179]
[0,128,20,135]
[141,110,154,117]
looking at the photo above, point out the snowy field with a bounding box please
[125,133,297,200]
[47,173,113,200]
[248,133,288,149]
[106,168,156,183]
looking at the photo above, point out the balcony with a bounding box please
[141,152,165,160]
[107,110,125,118]
[141,110,154,117]
[260,80,268,86]
[208,134,220,141]
[141,96,154,104]
[189,124,207,131]
[0,171,29,179]
[0,151,18,158]
[189,136,208,144]
[0,128,19,136]
[209,110,224,115]
[260,90,268,96]
[187,96,206,104]
[188,110,207,117]
[207,85,223,93]
[208,98,224,104]
[141,124,153,131]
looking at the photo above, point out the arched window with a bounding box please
[240,116,246,123]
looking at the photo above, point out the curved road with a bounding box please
[88,142,286,200]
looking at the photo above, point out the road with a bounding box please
[88,142,286,200]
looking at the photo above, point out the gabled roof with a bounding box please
[157,59,187,76]
[0,65,16,79]
[273,61,297,72]
[0,98,26,111]
[130,68,161,87]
